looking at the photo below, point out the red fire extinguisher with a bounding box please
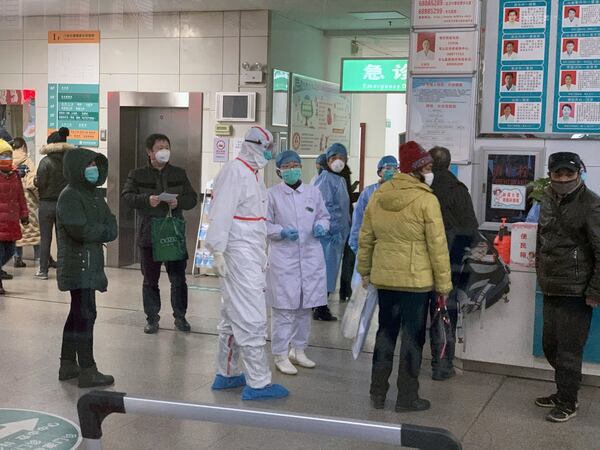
[494,217,511,263]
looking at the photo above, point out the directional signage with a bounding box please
[0,409,81,449]
[340,58,408,93]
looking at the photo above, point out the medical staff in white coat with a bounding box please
[266,150,331,375]
[206,126,289,401]
[313,143,351,321]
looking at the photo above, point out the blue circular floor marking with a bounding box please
[0,409,81,449]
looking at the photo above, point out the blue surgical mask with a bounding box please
[84,166,99,184]
[382,169,396,181]
[581,171,587,182]
[264,150,274,161]
[282,168,302,185]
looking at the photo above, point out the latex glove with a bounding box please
[213,252,228,278]
[362,275,370,288]
[281,227,299,241]
[313,224,327,238]
[20,217,29,226]
[586,297,600,308]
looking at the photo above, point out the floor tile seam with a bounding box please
[459,374,508,442]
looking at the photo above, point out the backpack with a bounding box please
[456,234,511,316]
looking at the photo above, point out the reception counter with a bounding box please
[457,267,600,384]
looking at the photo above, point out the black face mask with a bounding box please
[551,178,581,196]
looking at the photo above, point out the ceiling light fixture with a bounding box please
[350,11,407,21]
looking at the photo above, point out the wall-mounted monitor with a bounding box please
[216,92,256,122]
[340,58,408,93]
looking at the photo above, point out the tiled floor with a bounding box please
[0,266,598,449]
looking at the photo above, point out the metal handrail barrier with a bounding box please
[77,391,462,450]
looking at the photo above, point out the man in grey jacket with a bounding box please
[535,151,600,423]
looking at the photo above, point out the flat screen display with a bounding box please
[222,95,249,119]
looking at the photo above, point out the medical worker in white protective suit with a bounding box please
[205,126,289,401]
[266,150,330,375]
[313,143,351,321]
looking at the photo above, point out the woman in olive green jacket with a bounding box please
[56,147,117,388]
[357,141,451,413]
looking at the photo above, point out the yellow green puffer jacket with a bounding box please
[357,173,452,294]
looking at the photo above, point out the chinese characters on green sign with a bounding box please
[340,58,408,93]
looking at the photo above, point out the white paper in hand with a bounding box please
[158,192,178,202]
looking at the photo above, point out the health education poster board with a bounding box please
[412,0,478,28]
[553,0,600,133]
[410,29,478,74]
[48,31,100,147]
[493,0,551,133]
[290,74,351,156]
[407,77,475,163]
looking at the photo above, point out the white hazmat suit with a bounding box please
[206,127,276,391]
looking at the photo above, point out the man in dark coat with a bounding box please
[428,146,480,380]
[121,133,198,334]
[57,147,117,388]
[535,152,600,423]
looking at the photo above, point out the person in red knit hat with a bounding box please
[357,140,451,412]
[0,139,29,295]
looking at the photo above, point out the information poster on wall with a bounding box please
[493,0,550,132]
[510,222,538,270]
[290,74,351,155]
[410,30,478,73]
[48,31,100,147]
[553,0,600,133]
[412,0,478,27]
[408,77,474,162]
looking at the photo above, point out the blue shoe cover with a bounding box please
[211,374,246,390]
[241,383,289,400]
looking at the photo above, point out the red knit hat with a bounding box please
[399,141,433,173]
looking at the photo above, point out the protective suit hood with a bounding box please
[375,172,432,213]
[238,126,274,170]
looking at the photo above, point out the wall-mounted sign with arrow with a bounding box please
[0,409,80,449]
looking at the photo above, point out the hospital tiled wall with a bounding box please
[0,10,269,189]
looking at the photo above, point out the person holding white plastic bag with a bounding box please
[266,150,330,375]
[205,127,289,401]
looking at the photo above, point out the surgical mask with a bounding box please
[382,169,396,182]
[330,159,345,173]
[582,171,588,182]
[282,168,302,185]
[423,172,434,186]
[155,149,170,163]
[551,178,580,196]
[0,154,12,171]
[263,150,274,161]
[84,166,99,184]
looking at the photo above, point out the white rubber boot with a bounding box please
[274,355,298,375]
[289,348,316,368]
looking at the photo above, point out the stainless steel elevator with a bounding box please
[106,92,203,268]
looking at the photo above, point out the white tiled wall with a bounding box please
[1,10,269,187]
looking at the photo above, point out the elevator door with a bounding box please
[119,106,192,268]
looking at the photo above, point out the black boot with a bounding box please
[48,256,57,269]
[14,258,26,268]
[59,359,80,381]
[313,305,337,321]
[0,279,5,295]
[0,269,13,280]
[78,365,115,388]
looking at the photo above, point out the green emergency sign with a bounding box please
[340,58,408,93]
[273,69,289,92]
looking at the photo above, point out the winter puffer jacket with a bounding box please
[56,148,117,292]
[357,173,452,294]
[0,168,28,241]
[35,143,74,201]
[537,184,600,298]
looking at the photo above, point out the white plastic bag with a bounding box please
[352,285,378,360]
[341,270,367,339]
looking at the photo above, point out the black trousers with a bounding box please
[543,295,593,407]
[371,290,429,403]
[429,291,458,374]
[0,241,16,267]
[140,246,188,323]
[39,200,57,273]
[60,289,97,369]
[339,243,355,300]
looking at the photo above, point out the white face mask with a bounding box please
[155,149,170,163]
[423,172,434,186]
[330,159,345,173]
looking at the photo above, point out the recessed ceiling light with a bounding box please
[350,11,407,21]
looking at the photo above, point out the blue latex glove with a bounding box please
[281,227,299,241]
[313,224,327,238]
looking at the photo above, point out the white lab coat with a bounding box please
[206,155,271,388]
[265,182,330,310]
